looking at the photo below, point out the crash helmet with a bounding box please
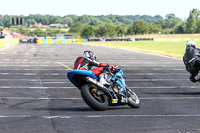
[83,51,96,60]
[186,40,196,48]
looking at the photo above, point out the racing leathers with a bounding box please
[183,46,200,82]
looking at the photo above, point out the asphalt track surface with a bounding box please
[0,43,200,133]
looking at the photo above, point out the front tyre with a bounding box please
[81,84,108,111]
[127,90,140,108]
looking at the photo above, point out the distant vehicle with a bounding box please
[19,37,37,43]
[56,34,72,39]
[20,38,30,43]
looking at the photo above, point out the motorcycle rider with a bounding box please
[74,51,118,85]
[183,40,200,82]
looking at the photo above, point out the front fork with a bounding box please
[125,85,134,96]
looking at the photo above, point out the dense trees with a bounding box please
[81,25,97,38]
[0,14,162,28]
[11,28,67,37]
[185,9,200,33]
[69,22,84,33]
[1,8,200,38]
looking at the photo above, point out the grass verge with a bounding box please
[85,41,200,59]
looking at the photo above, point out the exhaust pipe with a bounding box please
[85,77,113,99]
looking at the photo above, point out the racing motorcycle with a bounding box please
[67,67,140,111]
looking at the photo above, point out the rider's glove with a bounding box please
[112,65,119,70]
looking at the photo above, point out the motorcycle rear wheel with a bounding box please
[81,84,108,111]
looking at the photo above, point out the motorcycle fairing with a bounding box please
[67,70,99,89]
[111,70,127,94]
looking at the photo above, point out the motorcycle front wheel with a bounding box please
[81,84,108,111]
[127,90,141,108]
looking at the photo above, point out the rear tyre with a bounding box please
[81,84,108,111]
[127,90,140,108]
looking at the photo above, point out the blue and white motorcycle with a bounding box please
[67,67,140,111]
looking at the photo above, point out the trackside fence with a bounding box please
[36,38,200,44]
[37,39,88,44]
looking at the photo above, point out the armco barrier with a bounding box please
[76,39,83,43]
[71,39,76,43]
[37,39,43,44]
[135,38,153,41]
[82,39,88,42]
[47,39,53,44]
[56,39,61,44]
[52,39,56,44]
[66,39,71,43]
[37,39,87,44]
[43,39,48,44]
[37,38,200,43]
[61,39,66,44]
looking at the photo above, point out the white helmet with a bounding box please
[186,40,196,48]
[82,51,96,60]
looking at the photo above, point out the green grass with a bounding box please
[126,33,200,38]
[85,41,200,59]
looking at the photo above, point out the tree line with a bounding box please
[0,8,200,38]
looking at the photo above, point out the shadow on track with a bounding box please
[32,106,133,112]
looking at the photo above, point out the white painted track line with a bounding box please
[0,115,200,119]
[0,86,198,89]
[0,78,189,81]
[0,97,200,100]
[0,72,188,76]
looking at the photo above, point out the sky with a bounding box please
[0,0,200,19]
